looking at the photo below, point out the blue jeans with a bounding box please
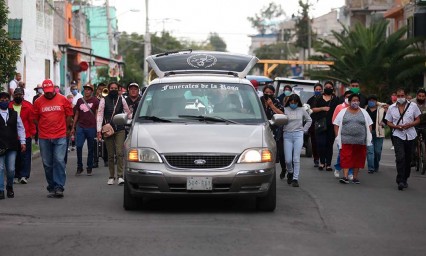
[15,137,32,179]
[283,130,304,180]
[76,126,96,169]
[0,150,17,191]
[367,132,384,171]
[39,137,67,192]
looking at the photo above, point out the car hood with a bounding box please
[133,123,266,153]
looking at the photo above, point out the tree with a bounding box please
[0,0,21,91]
[294,0,315,50]
[247,2,285,35]
[312,20,426,99]
[206,32,227,52]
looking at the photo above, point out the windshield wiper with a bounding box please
[178,115,240,124]
[138,116,172,123]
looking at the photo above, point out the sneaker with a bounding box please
[314,160,319,167]
[68,147,71,152]
[398,182,404,191]
[54,190,64,198]
[339,177,350,184]
[71,146,75,151]
[291,180,299,187]
[87,168,92,176]
[352,178,360,184]
[287,173,293,185]
[75,167,84,176]
[318,165,324,171]
[279,170,286,180]
[13,178,19,184]
[107,178,115,185]
[368,170,375,174]
[19,177,28,184]
[348,174,354,181]
[6,187,14,198]
[93,163,99,169]
[403,182,408,189]
[118,177,125,185]
[47,191,56,198]
[390,146,394,150]
[334,170,340,178]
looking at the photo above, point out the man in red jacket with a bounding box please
[9,88,36,184]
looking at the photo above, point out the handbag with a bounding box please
[314,117,327,133]
[101,98,120,138]
[102,123,114,137]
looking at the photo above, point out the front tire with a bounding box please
[124,181,142,210]
[256,174,276,212]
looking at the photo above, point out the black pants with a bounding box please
[276,137,286,171]
[393,136,414,184]
[316,128,335,166]
[309,123,319,161]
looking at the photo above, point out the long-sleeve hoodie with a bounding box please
[283,107,312,133]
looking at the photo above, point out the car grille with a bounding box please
[163,154,237,169]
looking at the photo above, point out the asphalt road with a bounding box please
[1,139,426,256]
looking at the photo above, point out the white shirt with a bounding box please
[72,93,83,107]
[385,102,421,141]
[9,79,18,90]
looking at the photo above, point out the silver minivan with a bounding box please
[114,50,287,211]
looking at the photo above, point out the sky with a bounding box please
[99,0,345,54]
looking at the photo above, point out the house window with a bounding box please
[45,59,50,79]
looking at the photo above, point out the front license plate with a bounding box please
[186,177,212,191]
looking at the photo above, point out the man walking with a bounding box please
[71,83,99,176]
[385,88,421,191]
[0,92,26,199]
[9,88,36,184]
[125,82,141,118]
[70,81,83,107]
[8,73,21,96]
[33,79,73,198]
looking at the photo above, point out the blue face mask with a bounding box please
[284,90,292,97]
[368,100,376,108]
[71,89,78,96]
[314,91,321,96]
[0,101,9,110]
[289,103,298,109]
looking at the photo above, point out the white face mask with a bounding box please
[344,98,349,105]
[397,98,406,104]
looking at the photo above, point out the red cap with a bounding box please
[250,79,259,90]
[42,79,54,93]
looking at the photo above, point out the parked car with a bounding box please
[114,50,287,211]
[273,77,319,157]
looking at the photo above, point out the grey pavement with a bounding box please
[1,138,426,256]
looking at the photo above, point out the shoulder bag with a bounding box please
[102,98,119,138]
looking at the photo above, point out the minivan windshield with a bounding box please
[137,83,265,124]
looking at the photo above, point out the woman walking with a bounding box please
[282,94,312,187]
[333,94,373,184]
[311,81,339,171]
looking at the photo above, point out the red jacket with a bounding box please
[9,100,36,139]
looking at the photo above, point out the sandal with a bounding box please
[318,165,324,171]
[326,166,333,171]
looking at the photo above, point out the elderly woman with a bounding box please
[283,94,312,187]
[333,94,373,184]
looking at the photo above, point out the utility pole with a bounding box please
[143,0,151,85]
[105,0,113,59]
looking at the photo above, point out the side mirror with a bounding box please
[270,114,288,126]
[113,113,131,126]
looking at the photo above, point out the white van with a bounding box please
[114,51,287,211]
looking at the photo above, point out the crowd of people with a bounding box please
[257,78,425,191]
[1,74,425,199]
[0,76,142,199]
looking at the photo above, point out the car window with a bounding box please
[138,83,265,124]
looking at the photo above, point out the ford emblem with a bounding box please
[194,159,206,165]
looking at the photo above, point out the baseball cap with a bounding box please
[71,80,77,85]
[83,83,94,91]
[42,79,55,93]
[127,82,139,89]
[13,87,25,95]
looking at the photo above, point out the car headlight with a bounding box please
[127,148,163,163]
[238,148,273,163]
